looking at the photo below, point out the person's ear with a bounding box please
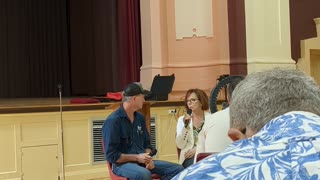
[245,128,257,138]
[228,128,246,142]
[130,96,136,102]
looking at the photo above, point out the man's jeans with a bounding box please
[113,160,184,180]
[182,155,195,168]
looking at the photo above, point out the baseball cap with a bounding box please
[123,82,151,97]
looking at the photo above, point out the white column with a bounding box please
[140,0,167,89]
[245,0,296,73]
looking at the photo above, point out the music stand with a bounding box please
[145,74,175,101]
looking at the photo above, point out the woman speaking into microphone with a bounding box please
[176,89,209,168]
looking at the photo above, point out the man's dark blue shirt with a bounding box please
[102,104,152,164]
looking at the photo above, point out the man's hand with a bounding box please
[137,153,152,164]
[145,159,155,170]
[184,148,196,159]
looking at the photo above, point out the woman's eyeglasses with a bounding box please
[185,98,198,103]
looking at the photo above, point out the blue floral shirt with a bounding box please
[173,111,320,180]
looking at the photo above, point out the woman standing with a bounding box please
[176,89,209,168]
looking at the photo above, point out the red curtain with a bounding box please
[117,0,142,89]
[70,0,142,96]
[69,0,142,96]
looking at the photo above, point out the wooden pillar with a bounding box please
[140,102,151,134]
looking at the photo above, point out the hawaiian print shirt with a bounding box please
[173,111,320,180]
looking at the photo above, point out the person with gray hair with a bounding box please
[228,68,320,140]
[173,68,320,179]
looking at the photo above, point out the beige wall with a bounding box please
[140,0,301,99]
[140,0,230,99]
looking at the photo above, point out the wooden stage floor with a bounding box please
[0,98,184,114]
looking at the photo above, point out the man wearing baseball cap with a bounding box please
[102,82,184,180]
[123,82,151,97]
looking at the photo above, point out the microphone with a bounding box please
[184,109,192,128]
[57,84,62,93]
[187,109,192,115]
[149,149,157,156]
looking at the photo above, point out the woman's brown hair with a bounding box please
[184,88,209,111]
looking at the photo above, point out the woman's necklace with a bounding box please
[193,112,205,130]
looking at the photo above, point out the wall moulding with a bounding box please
[246,58,296,64]
[141,59,231,70]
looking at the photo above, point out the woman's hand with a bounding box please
[183,114,192,128]
[184,148,196,159]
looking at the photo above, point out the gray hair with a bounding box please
[230,68,320,131]
[122,94,132,102]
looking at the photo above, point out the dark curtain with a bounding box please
[70,0,142,96]
[0,0,70,98]
[118,0,142,87]
[0,0,142,97]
